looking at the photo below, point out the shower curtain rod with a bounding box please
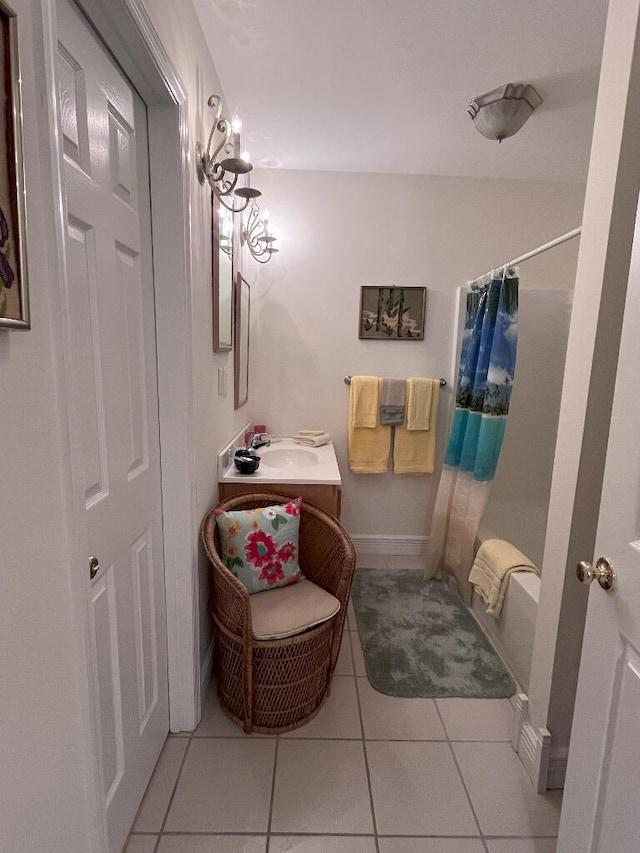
[507,226,582,267]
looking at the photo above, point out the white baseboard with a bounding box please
[518,721,552,793]
[350,534,429,556]
[511,692,529,751]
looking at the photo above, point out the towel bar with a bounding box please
[344,375,447,387]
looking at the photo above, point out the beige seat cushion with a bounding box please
[249,578,340,640]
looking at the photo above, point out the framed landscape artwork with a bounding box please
[359,286,426,340]
[0,1,29,330]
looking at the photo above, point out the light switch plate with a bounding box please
[218,366,227,396]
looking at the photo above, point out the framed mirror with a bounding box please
[212,193,233,351]
[234,273,250,409]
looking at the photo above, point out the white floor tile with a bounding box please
[282,676,361,739]
[357,678,446,740]
[164,739,275,833]
[378,839,485,853]
[367,741,478,836]
[453,742,562,836]
[195,682,272,738]
[125,836,158,853]
[269,836,377,853]
[334,635,354,675]
[485,840,557,853]
[272,740,374,834]
[435,698,514,741]
[350,629,368,677]
[133,736,188,832]
[156,836,267,853]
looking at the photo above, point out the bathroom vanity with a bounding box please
[218,435,342,517]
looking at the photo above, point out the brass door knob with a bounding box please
[89,555,100,580]
[576,557,615,591]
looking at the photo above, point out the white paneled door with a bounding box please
[557,0,640,850]
[57,0,169,850]
[559,216,640,851]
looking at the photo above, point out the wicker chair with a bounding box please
[201,492,356,734]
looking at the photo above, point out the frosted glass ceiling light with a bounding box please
[467,83,543,143]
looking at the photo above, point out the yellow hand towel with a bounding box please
[393,381,440,473]
[349,377,391,473]
[349,375,379,428]
[468,539,539,619]
[406,377,436,430]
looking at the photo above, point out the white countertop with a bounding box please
[218,438,342,486]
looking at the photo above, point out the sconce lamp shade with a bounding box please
[467,82,543,142]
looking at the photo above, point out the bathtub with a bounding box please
[472,513,541,693]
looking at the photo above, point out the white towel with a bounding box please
[293,431,331,447]
[469,538,539,619]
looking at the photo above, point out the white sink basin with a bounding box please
[259,446,318,468]
[218,434,341,485]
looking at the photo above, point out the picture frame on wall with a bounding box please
[212,193,233,351]
[358,286,426,340]
[0,0,29,331]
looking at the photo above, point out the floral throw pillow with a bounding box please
[214,497,304,594]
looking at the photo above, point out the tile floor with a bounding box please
[126,561,562,853]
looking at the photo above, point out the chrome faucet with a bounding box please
[248,433,271,451]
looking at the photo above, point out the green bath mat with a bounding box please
[351,568,516,698]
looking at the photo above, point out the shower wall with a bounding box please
[477,287,574,568]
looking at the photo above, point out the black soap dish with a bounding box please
[234,449,261,475]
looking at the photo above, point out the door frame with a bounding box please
[39,0,198,843]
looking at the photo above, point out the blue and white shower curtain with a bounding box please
[426,268,519,603]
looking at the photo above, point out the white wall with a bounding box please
[140,0,253,669]
[1,0,244,848]
[247,169,584,542]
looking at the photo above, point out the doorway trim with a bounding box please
[42,0,199,763]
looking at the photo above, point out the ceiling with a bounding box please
[192,0,608,184]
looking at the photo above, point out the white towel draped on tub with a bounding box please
[468,538,539,619]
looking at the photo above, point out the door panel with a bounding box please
[57,1,169,849]
[558,93,640,853]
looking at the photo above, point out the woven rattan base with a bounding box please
[214,616,335,734]
[202,492,356,736]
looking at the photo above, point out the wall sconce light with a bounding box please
[242,201,279,264]
[196,94,262,212]
[467,82,543,142]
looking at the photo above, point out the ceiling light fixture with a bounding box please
[196,94,262,212]
[242,201,279,264]
[467,83,543,143]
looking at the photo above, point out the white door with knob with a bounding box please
[57,0,169,849]
[556,0,640,847]
[558,211,640,851]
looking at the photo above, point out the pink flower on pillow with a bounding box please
[284,498,301,517]
[245,529,277,567]
[284,570,303,586]
[277,542,296,563]
[259,561,285,585]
